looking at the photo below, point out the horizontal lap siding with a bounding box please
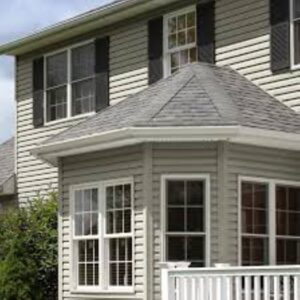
[225,143,300,265]
[61,146,145,300]
[16,22,149,205]
[151,143,219,300]
[215,0,300,112]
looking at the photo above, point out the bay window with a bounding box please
[164,6,197,75]
[45,42,95,123]
[71,179,133,292]
[162,175,210,267]
[240,178,300,266]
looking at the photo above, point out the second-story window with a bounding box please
[45,42,95,123]
[164,7,197,75]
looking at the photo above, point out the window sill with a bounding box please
[44,111,96,127]
[71,287,135,295]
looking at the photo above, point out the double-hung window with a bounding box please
[72,179,133,292]
[45,42,95,123]
[240,178,300,266]
[164,7,197,75]
[162,175,210,267]
[291,0,300,66]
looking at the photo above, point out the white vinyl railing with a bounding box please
[161,263,300,300]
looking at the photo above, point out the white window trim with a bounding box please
[161,174,211,267]
[238,176,300,266]
[163,5,197,77]
[43,39,96,125]
[69,177,135,294]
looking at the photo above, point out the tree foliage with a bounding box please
[0,192,58,300]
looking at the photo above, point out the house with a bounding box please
[0,0,299,299]
[0,138,17,212]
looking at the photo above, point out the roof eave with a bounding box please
[31,126,300,166]
[0,0,150,56]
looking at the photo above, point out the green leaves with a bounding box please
[0,193,58,300]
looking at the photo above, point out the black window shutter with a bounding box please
[197,1,215,64]
[32,57,44,128]
[95,36,110,111]
[270,0,290,72]
[148,16,163,84]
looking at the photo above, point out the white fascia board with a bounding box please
[31,126,300,166]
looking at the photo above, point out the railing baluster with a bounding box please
[226,276,232,300]
[294,276,299,300]
[263,276,270,300]
[191,277,196,300]
[216,276,222,300]
[254,276,261,300]
[274,276,280,300]
[199,277,205,300]
[283,276,290,300]
[235,276,241,300]
[245,276,251,300]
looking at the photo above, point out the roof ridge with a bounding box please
[133,68,195,125]
[146,73,195,123]
[192,64,240,124]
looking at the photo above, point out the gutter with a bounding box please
[31,126,300,166]
[0,0,149,55]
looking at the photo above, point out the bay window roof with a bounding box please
[32,63,300,164]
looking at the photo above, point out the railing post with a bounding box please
[161,263,171,300]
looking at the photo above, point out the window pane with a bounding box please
[168,208,185,232]
[115,185,123,209]
[187,236,204,266]
[187,207,204,232]
[187,12,196,28]
[46,52,67,88]
[72,79,95,116]
[124,184,131,208]
[294,0,300,19]
[167,181,184,205]
[109,238,132,286]
[242,182,268,234]
[74,188,98,237]
[242,237,268,266]
[276,185,300,237]
[178,14,186,30]
[167,236,185,261]
[124,209,131,233]
[168,17,177,34]
[277,239,300,264]
[46,86,67,122]
[71,43,94,81]
[106,187,114,209]
[77,240,99,286]
[187,181,204,205]
[294,21,300,65]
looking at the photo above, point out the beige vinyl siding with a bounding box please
[215,0,300,112]
[16,22,149,204]
[151,142,219,300]
[60,145,144,300]
[224,143,300,265]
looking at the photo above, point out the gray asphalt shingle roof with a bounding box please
[0,138,15,186]
[44,62,300,145]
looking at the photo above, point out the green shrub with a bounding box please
[0,192,58,300]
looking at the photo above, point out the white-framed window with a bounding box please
[71,178,134,293]
[161,174,210,267]
[239,177,300,266]
[163,6,197,76]
[45,41,95,123]
[291,0,300,67]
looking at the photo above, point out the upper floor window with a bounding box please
[45,42,95,123]
[164,6,197,75]
[240,178,300,266]
[292,0,300,66]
